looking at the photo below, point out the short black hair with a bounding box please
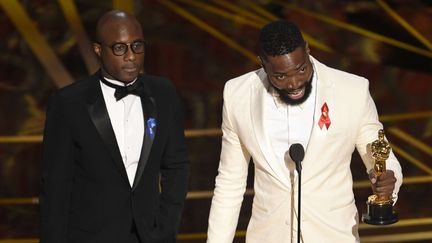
[258,20,305,58]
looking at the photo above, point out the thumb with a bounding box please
[369,170,377,184]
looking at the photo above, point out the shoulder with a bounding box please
[139,74,181,111]
[313,56,369,90]
[141,74,174,88]
[141,74,176,95]
[224,69,265,97]
[50,74,97,103]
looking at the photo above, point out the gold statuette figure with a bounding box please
[362,129,398,225]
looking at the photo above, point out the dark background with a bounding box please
[0,0,431,242]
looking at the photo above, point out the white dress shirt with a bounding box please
[100,77,144,186]
[263,70,318,178]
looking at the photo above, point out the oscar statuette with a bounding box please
[362,129,398,225]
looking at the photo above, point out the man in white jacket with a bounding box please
[207,20,402,243]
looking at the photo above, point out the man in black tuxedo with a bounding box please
[40,10,189,243]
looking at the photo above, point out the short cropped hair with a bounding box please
[258,20,305,58]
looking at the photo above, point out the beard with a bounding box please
[271,72,313,106]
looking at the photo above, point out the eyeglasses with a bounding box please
[100,40,146,56]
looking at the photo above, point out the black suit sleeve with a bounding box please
[157,87,190,241]
[40,93,74,243]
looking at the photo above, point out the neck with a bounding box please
[101,68,137,85]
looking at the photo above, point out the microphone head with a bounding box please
[289,143,305,163]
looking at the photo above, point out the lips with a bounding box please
[286,86,306,100]
[123,66,138,72]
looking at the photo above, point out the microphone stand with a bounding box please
[289,143,304,243]
[296,162,302,243]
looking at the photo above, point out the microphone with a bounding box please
[289,143,305,173]
[289,143,305,243]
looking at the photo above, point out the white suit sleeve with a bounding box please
[355,79,403,203]
[207,84,251,243]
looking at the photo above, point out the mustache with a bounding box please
[272,72,314,105]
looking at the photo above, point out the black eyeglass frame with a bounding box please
[98,40,146,56]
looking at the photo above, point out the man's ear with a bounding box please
[258,56,267,72]
[93,43,102,57]
[305,42,310,55]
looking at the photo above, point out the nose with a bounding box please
[124,48,136,62]
[285,77,303,90]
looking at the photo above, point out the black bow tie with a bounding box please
[100,76,144,101]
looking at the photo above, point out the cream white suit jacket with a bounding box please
[207,56,403,243]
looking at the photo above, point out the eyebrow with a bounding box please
[272,60,307,75]
[294,60,307,70]
[111,39,144,45]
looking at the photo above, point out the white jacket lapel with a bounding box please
[250,69,291,187]
[302,56,336,175]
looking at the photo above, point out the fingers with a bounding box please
[370,170,396,197]
[376,171,396,186]
[373,183,395,197]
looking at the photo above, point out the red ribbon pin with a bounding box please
[318,102,331,130]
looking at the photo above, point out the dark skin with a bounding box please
[370,170,396,198]
[260,42,397,199]
[260,43,313,103]
[93,10,145,83]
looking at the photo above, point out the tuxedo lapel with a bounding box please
[86,73,130,185]
[132,77,157,191]
[302,57,335,173]
[250,69,291,186]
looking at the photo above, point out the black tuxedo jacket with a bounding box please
[40,71,189,243]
